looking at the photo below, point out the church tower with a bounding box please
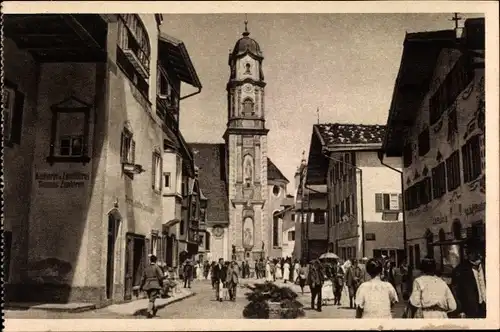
[223,20,269,261]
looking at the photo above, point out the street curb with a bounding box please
[132,292,197,316]
[3,303,97,313]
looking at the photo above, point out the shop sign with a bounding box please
[35,171,89,189]
[464,202,486,216]
[432,216,448,225]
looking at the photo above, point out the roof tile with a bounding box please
[315,123,386,146]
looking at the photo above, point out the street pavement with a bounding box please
[4,278,406,319]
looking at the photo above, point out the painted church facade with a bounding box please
[190,23,292,262]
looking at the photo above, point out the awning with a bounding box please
[158,32,202,89]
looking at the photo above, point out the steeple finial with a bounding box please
[243,14,250,36]
[450,12,463,30]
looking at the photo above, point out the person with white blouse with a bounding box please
[355,258,399,318]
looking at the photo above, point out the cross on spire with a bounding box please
[317,107,320,124]
[243,14,249,36]
[450,12,463,29]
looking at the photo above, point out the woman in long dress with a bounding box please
[265,260,273,282]
[283,260,290,283]
[294,260,301,283]
[321,261,335,305]
[195,261,203,281]
[406,257,457,318]
[275,261,283,279]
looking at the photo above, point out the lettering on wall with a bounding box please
[35,171,89,189]
[125,195,155,214]
[464,202,486,216]
[432,216,448,225]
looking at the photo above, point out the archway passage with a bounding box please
[106,209,121,300]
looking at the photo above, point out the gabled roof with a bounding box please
[158,32,202,89]
[314,123,386,147]
[190,143,229,224]
[383,29,459,156]
[267,158,289,183]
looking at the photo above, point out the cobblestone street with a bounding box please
[4,278,406,319]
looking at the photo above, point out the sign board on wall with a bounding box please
[35,171,89,189]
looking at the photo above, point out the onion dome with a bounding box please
[231,20,263,58]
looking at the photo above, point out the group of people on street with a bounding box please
[138,238,485,319]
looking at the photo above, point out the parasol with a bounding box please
[319,252,339,260]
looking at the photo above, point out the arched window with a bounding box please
[242,98,254,116]
[425,229,434,258]
[438,228,446,242]
[452,219,462,240]
[273,214,280,247]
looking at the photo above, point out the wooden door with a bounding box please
[124,234,134,300]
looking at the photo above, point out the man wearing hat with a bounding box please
[451,240,486,318]
[139,254,164,318]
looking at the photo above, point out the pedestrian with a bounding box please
[210,261,217,289]
[203,260,210,280]
[255,260,260,279]
[226,261,239,301]
[399,259,411,301]
[298,260,308,295]
[346,258,363,309]
[265,260,272,281]
[451,241,486,318]
[275,260,282,280]
[307,259,324,312]
[333,260,345,305]
[405,257,457,318]
[213,258,227,302]
[383,260,396,289]
[139,255,164,318]
[183,258,194,288]
[355,258,399,319]
[196,260,203,281]
[283,259,290,283]
[359,257,370,282]
[294,260,300,283]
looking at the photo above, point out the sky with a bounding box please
[161,13,481,191]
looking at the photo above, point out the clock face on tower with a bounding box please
[243,83,253,93]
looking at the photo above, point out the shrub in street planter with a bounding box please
[243,282,305,319]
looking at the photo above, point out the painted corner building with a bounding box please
[189,23,294,262]
[3,14,205,305]
[382,18,485,276]
[306,123,404,263]
[293,155,329,261]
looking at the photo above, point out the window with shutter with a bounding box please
[462,135,482,183]
[446,151,461,191]
[375,193,383,212]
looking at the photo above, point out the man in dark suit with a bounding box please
[212,258,227,302]
[307,259,325,312]
[451,241,486,318]
[140,255,164,318]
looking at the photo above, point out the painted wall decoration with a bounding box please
[243,217,254,249]
[243,154,254,186]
